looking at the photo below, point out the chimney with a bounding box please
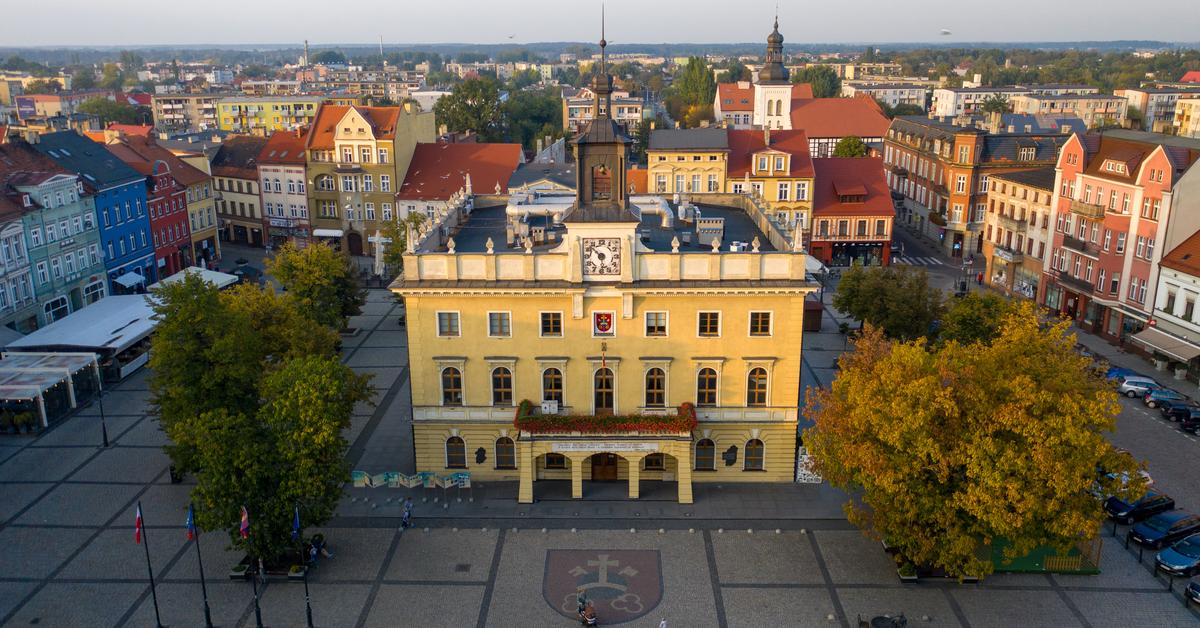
[23,130,39,144]
[988,110,1002,134]
[763,127,771,146]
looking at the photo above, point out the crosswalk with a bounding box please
[892,256,946,267]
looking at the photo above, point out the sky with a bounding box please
[9,0,1200,47]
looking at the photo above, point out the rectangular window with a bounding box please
[378,148,389,163]
[488,312,512,337]
[707,174,719,192]
[341,175,355,192]
[437,312,460,337]
[545,453,567,469]
[1116,233,1126,253]
[777,182,789,201]
[380,175,391,192]
[749,312,772,336]
[795,181,809,201]
[955,175,967,193]
[341,147,354,162]
[382,203,393,221]
[365,203,376,221]
[540,312,562,337]
[643,453,666,470]
[360,146,372,163]
[362,174,373,192]
[645,311,668,337]
[698,312,720,337]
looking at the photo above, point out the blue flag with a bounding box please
[185,503,197,541]
[291,505,301,540]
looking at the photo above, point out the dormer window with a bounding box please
[774,156,785,171]
[1019,147,1036,161]
[21,194,31,207]
[757,156,768,172]
[1103,160,1126,174]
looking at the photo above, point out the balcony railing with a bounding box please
[1061,234,1093,255]
[996,213,1028,232]
[1069,199,1105,219]
[993,246,1023,263]
[1054,269,1093,293]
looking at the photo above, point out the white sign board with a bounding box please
[551,442,660,453]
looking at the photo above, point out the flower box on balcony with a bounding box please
[513,400,698,435]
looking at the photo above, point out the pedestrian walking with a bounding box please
[401,497,413,529]
[976,271,983,286]
[660,619,668,628]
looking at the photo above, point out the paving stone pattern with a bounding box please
[0,289,1197,627]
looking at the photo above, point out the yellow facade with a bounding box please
[176,154,221,263]
[216,97,324,135]
[647,149,728,195]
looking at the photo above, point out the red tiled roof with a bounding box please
[122,92,153,106]
[811,157,894,217]
[82,130,106,143]
[727,129,814,178]
[716,82,813,112]
[105,135,208,187]
[107,124,154,137]
[211,135,269,179]
[1161,228,1200,276]
[259,130,308,165]
[1084,137,1150,183]
[0,141,71,214]
[305,104,403,149]
[1181,71,1200,83]
[397,143,523,201]
[790,96,889,140]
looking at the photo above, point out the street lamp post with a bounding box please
[93,369,110,448]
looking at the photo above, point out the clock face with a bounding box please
[583,238,621,276]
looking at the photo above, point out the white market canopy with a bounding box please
[0,352,98,401]
[5,295,157,355]
[148,266,239,291]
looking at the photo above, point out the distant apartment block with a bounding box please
[841,82,928,110]
[1009,93,1127,128]
[931,85,1099,117]
[215,96,324,136]
[1116,87,1200,133]
[152,94,223,133]
[1174,98,1200,139]
[562,86,645,133]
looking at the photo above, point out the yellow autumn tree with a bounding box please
[804,301,1144,578]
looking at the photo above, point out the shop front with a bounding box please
[824,241,888,267]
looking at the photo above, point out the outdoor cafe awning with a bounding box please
[114,272,146,289]
[1130,327,1200,362]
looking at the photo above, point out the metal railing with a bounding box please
[1069,199,1105,219]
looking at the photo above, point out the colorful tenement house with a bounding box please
[104,135,207,274]
[257,130,312,248]
[981,167,1056,299]
[34,130,157,294]
[883,115,1067,258]
[1145,230,1200,365]
[808,157,895,267]
[1041,129,1200,347]
[390,29,816,505]
[0,141,107,331]
[304,102,435,255]
[210,135,269,247]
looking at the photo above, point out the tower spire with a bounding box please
[591,4,613,120]
[600,3,607,75]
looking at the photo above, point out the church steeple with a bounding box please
[758,15,789,84]
[591,4,614,119]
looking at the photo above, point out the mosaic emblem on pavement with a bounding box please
[544,549,663,624]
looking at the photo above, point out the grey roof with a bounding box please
[981,134,1065,163]
[33,131,142,190]
[1100,129,1200,151]
[649,128,729,151]
[997,113,1087,134]
[991,167,1056,191]
[574,118,631,146]
[560,204,641,223]
[508,161,575,190]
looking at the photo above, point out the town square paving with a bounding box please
[0,289,1197,626]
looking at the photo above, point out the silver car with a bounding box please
[1117,375,1161,398]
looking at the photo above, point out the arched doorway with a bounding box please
[590,452,620,481]
[347,231,364,256]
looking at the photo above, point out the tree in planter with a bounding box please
[149,274,337,473]
[833,263,943,341]
[803,304,1145,579]
[267,242,365,330]
[185,356,371,563]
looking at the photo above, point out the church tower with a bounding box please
[753,17,794,130]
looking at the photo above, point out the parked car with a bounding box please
[1144,387,1187,409]
[1157,398,1196,419]
[1128,511,1200,549]
[1117,376,1161,398]
[1182,412,1200,434]
[1105,491,1175,525]
[1188,576,1200,604]
[1155,533,1200,577]
[1106,366,1138,380]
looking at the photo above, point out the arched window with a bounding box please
[645,368,666,408]
[594,367,614,414]
[695,438,716,470]
[495,437,516,469]
[542,368,563,405]
[746,368,768,407]
[745,438,764,471]
[446,436,466,468]
[696,368,718,407]
[491,367,513,406]
[441,367,463,406]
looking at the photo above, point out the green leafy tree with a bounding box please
[832,136,869,158]
[267,242,365,330]
[78,98,141,125]
[187,355,371,563]
[1126,105,1145,128]
[22,79,62,95]
[99,63,125,90]
[71,69,97,90]
[378,213,426,274]
[630,119,655,164]
[939,292,1015,345]
[980,94,1010,114]
[717,63,751,83]
[804,305,1145,579]
[833,264,943,341]
[792,65,840,98]
[310,50,347,64]
[239,64,272,79]
[434,77,504,140]
[509,68,542,90]
[673,56,717,108]
[503,87,562,149]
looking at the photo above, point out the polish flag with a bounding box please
[135,504,144,544]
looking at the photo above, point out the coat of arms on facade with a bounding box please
[544,549,663,623]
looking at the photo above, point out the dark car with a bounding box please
[1105,491,1176,525]
[1144,388,1188,409]
[1155,533,1200,577]
[1182,412,1200,434]
[1188,576,1200,604]
[1156,401,1195,420]
[1106,366,1138,380]
[1129,511,1200,549]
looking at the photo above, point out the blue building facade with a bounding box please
[35,131,157,293]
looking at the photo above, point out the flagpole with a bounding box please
[295,504,314,628]
[189,503,214,628]
[244,506,263,628]
[138,501,164,628]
